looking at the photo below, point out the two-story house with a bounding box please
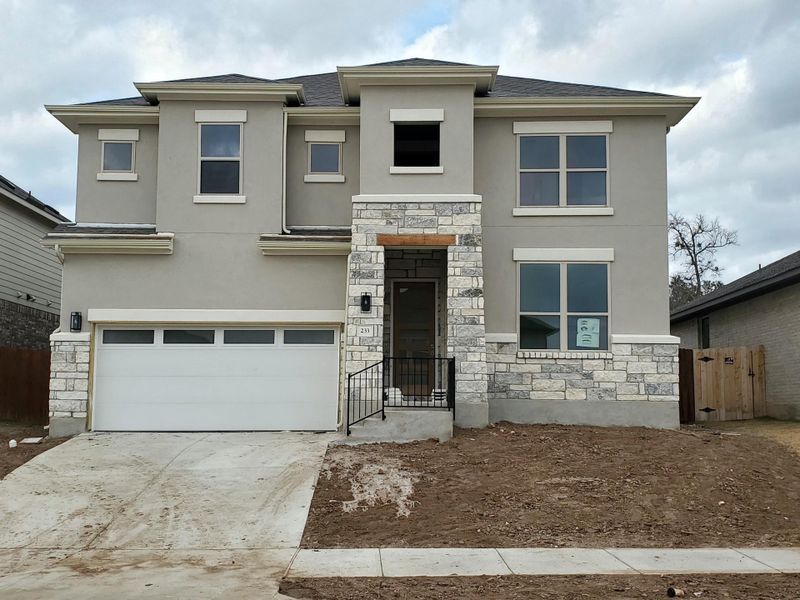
[43,58,698,438]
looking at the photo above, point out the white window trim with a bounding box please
[515,131,610,210]
[513,248,614,262]
[513,120,613,134]
[305,142,344,182]
[194,110,247,123]
[517,261,612,352]
[98,140,136,180]
[390,108,444,122]
[98,128,140,141]
[389,165,444,175]
[196,122,244,201]
[305,130,345,143]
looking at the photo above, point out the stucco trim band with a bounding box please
[98,128,140,141]
[389,108,445,122]
[353,194,482,204]
[86,309,346,324]
[304,130,346,142]
[485,333,517,343]
[194,109,248,123]
[513,120,613,134]
[44,234,174,255]
[257,239,351,255]
[611,334,680,344]
[512,247,615,262]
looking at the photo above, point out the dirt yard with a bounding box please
[302,423,800,548]
[0,422,67,479]
[280,574,800,600]
[695,418,800,455]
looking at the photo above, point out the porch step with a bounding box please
[347,408,453,443]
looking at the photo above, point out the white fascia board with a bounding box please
[194,109,248,123]
[304,130,345,142]
[87,309,346,324]
[98,128,140,141]
[513,247,615,262]
[485,333,517,343]
[512,120,613,134]
[611,334,680,344]
[389,108,444,122]
[353,194,482,204]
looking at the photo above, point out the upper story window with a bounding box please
[304,130,345,183]
[394,123,439,167]
[97,129,138,181]
[389,109,444,174]
[514,121,612,212]
[193,110,247,203]
[519,261,609,351]
[199,124,241,194]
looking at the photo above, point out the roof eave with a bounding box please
[670,268,800,322]
[474,96,700,127]
[134,82,306,105]
[0,186,68,224]
[337,65,499,104]
[45,104,160,134]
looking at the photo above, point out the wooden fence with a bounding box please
[679,345,766,423]
[0,347,51,424]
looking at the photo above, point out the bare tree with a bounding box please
[669,212,737,296]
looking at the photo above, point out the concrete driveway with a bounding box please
[0,431,337,598]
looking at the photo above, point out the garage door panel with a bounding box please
[93,326,339,431]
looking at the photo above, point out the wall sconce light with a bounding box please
[70,311,82,332]
[360,293,372,313]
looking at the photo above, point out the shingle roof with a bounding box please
[360,58,481,67]
[51,223,157,235]
[0,173,68,222]
[70,59,676,107]
[671,250,800,321]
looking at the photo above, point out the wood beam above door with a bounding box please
[376,233,456,247]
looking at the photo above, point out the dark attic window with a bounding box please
[393,123,440,167]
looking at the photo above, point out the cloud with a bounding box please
[1,0,798,283]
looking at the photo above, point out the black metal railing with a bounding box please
[346,357,455,435]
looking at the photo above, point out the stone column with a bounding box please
[48,331,91,437]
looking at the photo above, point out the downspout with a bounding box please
[281,109,290,234]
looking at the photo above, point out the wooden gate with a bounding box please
[679,345,766,423]
[0,347,51,424]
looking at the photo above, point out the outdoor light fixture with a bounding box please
[70,311,82,332]
[360,293,372,312]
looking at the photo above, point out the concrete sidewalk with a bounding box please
[288,547,800,578]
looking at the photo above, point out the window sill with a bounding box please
[513,206,613,217]
[389,166,444,175]
[304,174,345,183]
[97,173,138,182]
[192,195,247,204]
[517,350,612,360]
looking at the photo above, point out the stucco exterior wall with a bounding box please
[286,124,359,227]
[359,85,474,195]
[671,283,800,420]
[76,124,159,224]
[475,115,670,337]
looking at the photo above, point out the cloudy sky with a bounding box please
[2,0,798,281]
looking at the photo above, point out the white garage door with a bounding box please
[92,326,339,431]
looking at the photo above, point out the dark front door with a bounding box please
[392,281,436,397]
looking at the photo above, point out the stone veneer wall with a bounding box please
[346,199,489,427]
[48,332,91,437]
[487,341,680,428]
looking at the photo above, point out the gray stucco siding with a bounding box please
[76,124,159,224]
[475,115,670,337]
[286,125,359,227]
[58,233,347,329]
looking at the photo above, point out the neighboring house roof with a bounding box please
[671,250,800,322]
[72,57,678,108]
[0,173,68,224]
